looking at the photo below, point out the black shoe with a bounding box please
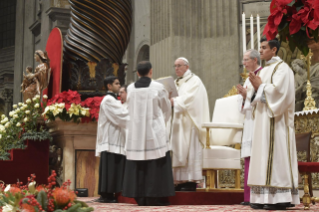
[263,204,286,210]
[175,184,182,191]
[93,197,117,203]
[240,201,250,205]
[250,203,264,209]
[146,197,169,206]
[158,197,170,206]
[179,182,197,191]
[135,197,146,206]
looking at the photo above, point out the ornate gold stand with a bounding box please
[301,49,317,111]
[302,174,311,210]
[303,80,317,111]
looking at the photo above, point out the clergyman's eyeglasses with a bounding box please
[173,64,186,68]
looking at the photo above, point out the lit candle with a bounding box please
[257,14,260,51]
[242,12,246,54]
[250,14,254,49]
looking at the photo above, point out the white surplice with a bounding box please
[247,57,300,204]
[95,94,129,157]
[170,69,210,183]
[125,81,171,161]
[238,67,260,158]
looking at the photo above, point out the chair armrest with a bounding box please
[202,122,243,129]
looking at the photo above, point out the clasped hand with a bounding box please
[236,84,247,99]
[249,72,262,91]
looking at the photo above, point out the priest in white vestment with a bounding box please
[170,57,210,191]
[236,49,261,205]
[122,61,175,206]
[95,76,129,203]
[119,85,128,108]
[248,38,299,210]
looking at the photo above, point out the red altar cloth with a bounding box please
[0,140,50,185]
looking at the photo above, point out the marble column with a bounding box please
[13,0,36,104]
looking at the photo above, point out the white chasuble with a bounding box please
[125,81,171,161]
[170,70,210,182]
[247,57,299,204]
[95,94,129,157]
[238,77,255,158]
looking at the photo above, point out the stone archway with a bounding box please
[135,45,150,81]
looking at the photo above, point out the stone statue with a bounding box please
[21,50,51,102]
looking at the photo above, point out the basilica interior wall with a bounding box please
[150,0,241,114]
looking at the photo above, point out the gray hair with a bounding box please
[245,49,260,65]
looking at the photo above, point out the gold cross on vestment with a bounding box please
[300,49,313,81]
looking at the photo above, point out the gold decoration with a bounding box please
[87,61,97,78]
[224,86,238,97]
[303,80,317,111]
[240,67,249,83]
[301,49,317,111]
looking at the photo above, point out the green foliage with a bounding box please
[78,207,94,212]
[21,131,53,142]
[0,96,52,160]
[73,200,89,208]
[67,203,81,212]
[37,190,48,210]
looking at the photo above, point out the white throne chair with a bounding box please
[201,94,244,191]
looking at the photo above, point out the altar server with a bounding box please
[170,57,210,191]
[119,85,128,108]
[122,61,175,206]
[95,76,129,203]
[248,38,299,210]
[236,49,261,205]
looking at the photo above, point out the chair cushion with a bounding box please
[203,146,240,159]
[203,146,241,169]
[203,158,241,169]
[298,162,319,173]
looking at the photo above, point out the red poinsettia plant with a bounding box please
[43,90,103,123]
[263,0,319,55]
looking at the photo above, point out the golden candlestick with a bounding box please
[301,49,317,111]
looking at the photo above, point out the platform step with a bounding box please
[118,191,244,205]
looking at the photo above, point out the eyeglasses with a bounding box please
[173,64,186,68]
[242,59,251,63]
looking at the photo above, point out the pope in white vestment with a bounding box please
[248,39,299,209]
[170,57,210,190]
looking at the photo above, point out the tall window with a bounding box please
[0,0,16,49]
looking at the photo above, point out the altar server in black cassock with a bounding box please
[95,76,129,203]
[122,61,175,206]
